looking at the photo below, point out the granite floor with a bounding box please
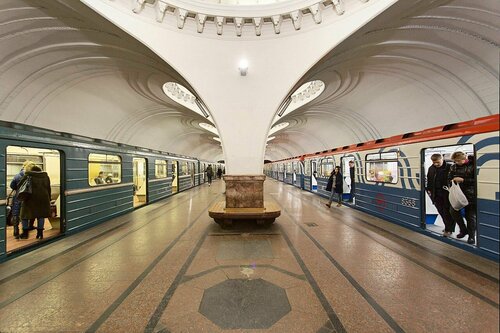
[0,179,498,333]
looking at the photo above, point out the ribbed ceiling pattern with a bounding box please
[0,0,223,160]
[0,0,497,164]
[265,0,499,160]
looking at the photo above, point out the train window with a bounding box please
[365,153,398,184]
[366,152,398,160]
[155,160,167,178]
[179,161,189,176]
[320,157,334,177]
[304,160,311,176]
[88,153,122,186]
[287,163,292,173]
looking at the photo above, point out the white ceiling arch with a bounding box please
[266,0,499,160]
[0,0,223,160]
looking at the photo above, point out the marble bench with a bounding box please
[208,201,281,228]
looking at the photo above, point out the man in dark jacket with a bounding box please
[325,166,343,208]
[206,165,214,186]
[448,151,476,244]
[426,154,454,237]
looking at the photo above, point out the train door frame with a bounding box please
[300,160,306,189]
[420,143,477,245]
[340,156,355,202]
[4,145,65,255]
[190,162,195,186]
[311,159,318,191]
[201,163,206,183]
[171,160,179,194]
[292,161,297,185]
[132,157,148,208]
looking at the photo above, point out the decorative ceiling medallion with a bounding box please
[130,0,364,36]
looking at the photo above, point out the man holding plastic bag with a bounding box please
[447,152,476,244]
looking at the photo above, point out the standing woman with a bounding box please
[9,160,35,239]
[18,164,51,240]
[325,166,343,208]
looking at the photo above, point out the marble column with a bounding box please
[224,175,265,208]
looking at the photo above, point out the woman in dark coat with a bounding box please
[325,166,343,208]
[19,165,51,240]
[9,161,37,238]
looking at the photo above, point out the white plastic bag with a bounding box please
[444,181,469,211]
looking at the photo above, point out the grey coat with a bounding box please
[19,171,51,219]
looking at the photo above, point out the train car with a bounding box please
[0,121,211,261]
[267,115,499,260]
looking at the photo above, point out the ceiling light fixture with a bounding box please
[239,59,248,76]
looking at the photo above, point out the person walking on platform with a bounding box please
[325,166,343,208]
[217,167,223,179]
[206,165,214,186]
[448,152,476,244]
[426,153,454,237]
[18,164,51,240]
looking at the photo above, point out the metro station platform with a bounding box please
[0,179,498,333]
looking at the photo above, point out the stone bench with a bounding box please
[208,201,281,228]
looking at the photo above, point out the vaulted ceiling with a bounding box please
[0,0,222,159]
[266,0,499,160]
[0,0,498,162]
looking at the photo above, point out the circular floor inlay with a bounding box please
[199,278,291,329]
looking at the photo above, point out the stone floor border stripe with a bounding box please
[86,195,220,333]
[345,211,499,283]
[279,205,405,333]
[0,194,203,310]
[320,208,500,308]
[0,192,197,285]
[281,191,500,308]
[182,264,306,283]
[280,230,347,333]
[285,184,498,283]
[144,227,211,333]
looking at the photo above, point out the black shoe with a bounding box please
[456,232,467,239]
[13,225,20,238]
[36,229,44,239]
[19,229,29,239]
[467,237,475,245]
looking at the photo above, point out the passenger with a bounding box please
[9,161,36,239]
[94,171,105,185]
[105,173,113,184]
[426,154,454,237]
[217,167,223,179]
[348,160,355,201]
[448,151,476,244]
[325,166,343,208]
[18,165,51,240]
[206,165,214,186]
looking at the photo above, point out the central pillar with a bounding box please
[224,175,265,208]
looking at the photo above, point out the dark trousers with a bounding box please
[207,175,212,184]
[434,194,455,232]
[450,204,476,237]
